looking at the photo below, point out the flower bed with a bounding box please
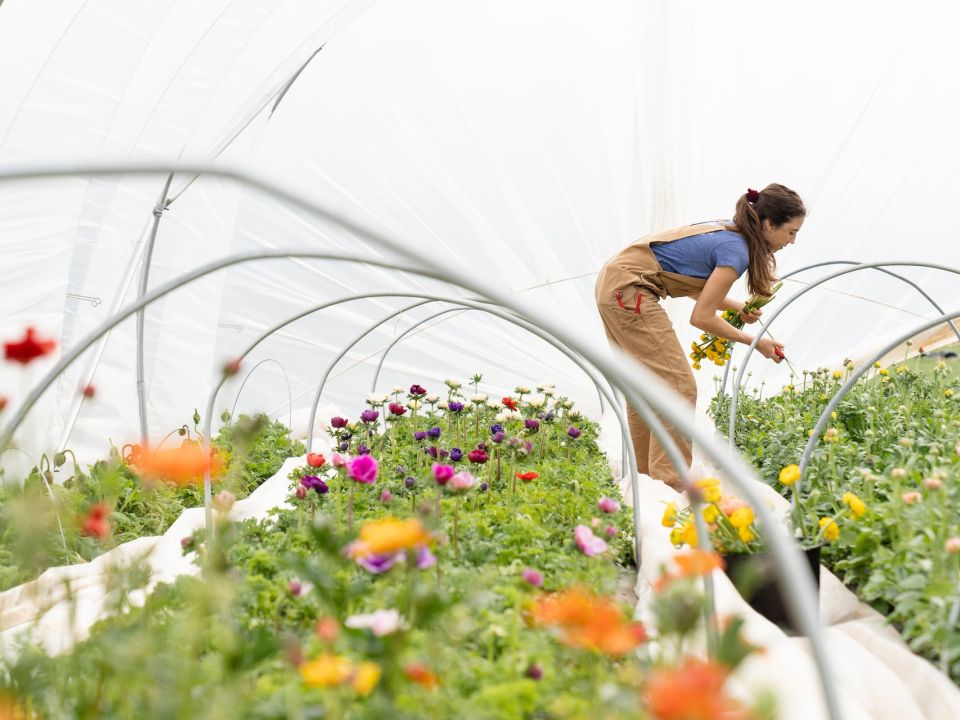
[710,353,960,682]
[1,380,767,718]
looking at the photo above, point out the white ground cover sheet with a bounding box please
[2,434,959,719]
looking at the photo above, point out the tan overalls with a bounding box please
[595,222,727,489]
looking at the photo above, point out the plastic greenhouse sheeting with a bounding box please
[2,0,960,472]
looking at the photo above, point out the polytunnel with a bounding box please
[2,1,960,719]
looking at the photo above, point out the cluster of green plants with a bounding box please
[0,412,304,591]
[710,351,960,682]
[1,380,769,719]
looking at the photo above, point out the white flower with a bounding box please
[542,388,555,397]
[568,409,582,419]
[424,394,439,403]
[366,393,389,405]
[526,395,546,409]
[437,401,449,410]
[444,379,461,390]
[462,400,474,410]
[471,393,487,403]
[495,411,509,423]
[407,399,422,410]
[514,386,531,394]
[392,386,405,394]
[485,400,500,410]
[347,421,361,432]
[344,609,407,637]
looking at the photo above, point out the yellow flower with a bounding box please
[728,507,755,529]
[895,365,908,374]
[778,464,800,486]
[737,526,755,543]
[818,517,839,542]
[348,518,432,558]
[946,388,954,398]
[842,492,866,519]
[352,662,382,696]
[300,654,353,688]
[680,521,699,548]
[830,411,838,420]
[873,361,881,368]
[702,505,719,524]
[661,502,678,527]
[695,477,721,504]
[669,527,684,546]
[823,427,839,443]
[832,370,843,380]
[878,368,889,377]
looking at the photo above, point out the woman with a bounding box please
[595,183,805,489]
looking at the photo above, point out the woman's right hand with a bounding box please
[756,337,785,363]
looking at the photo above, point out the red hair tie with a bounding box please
[746,188,760,203]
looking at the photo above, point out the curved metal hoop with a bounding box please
[229,358,294,433]
[729,261,960,447]
[0,163,841,718]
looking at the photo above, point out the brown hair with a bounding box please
[725,183,806,296]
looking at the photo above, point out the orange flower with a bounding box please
[81,503,111,540]
[299,654,353,688]
[130,441,225,486]
[673,550,725,578]
[646,658,749,720]
[515,471,539,482]
[348,517,432,558]
[532,588,647,656]
[404,662,440,690]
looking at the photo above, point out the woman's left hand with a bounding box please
[739,307,762,324]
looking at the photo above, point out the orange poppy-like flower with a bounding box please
[81,503,112,540]
[130,441,225,486]
[645,658,749,720]
[299,654,353,688]
[404,662,440,690]
[347,517,432,558]
[655,550,725,592]
[515,471,539,481]
[532,588,647,656]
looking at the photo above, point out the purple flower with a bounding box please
[348,454,379,484]
[439,448,449,459]
[361,409,379,423]
[413,430,427,442]
[597,496,620,514]
[574,525,608,557]
[567,426,582,439]
[476,441,488,451]
[449,447,463,462]
[479,482,489,492]
[426,426,442,440]
[540,411,555,422]
[448,401,464,413]
[524,418,540,432]
[523,441,533,454]
[409,384,427,396]
[395,465,407,477]
[525,664,543,681]
[426,446,438,459]
[331,416,348,428]
[492,431,505,444]
[432,463,454,486]
[300,475,330,495]
[380,489,393,504]
[356,551,404,574]
[506,436,522,449]
[490,423,504,435]
[338,441,349,451]
[289,579,302,596]
[415,545,436,570]
[357,444,371,455]
[404,476,417,489]
[522,568,543,587]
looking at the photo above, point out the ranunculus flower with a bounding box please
[432,463,454,485]
[449,447,463,462]
[574,524,608,556]
[502,397,518,410]
[301,475,330,494]
[289,579,303,596]
[345,609,407,637]
[567,426,581,439]
[479,482,489,492]
[348,454,378,484]
[388,402,407,416]
[522,568,544,587]
[901,491,922,505]
[525,664,543,680]
[426,426,442,439]
[447,401,464,413]
[524,419,540,432]
[604,525,617,538]
[361,409,379,423]
[331,416,348,428]
[597,497,620,514]
[307,452,326,468]
[468,449,488,464]
[923,476,943,491]
[409,384,427,396]
[818,517,840,542]
[3,326,57,364]
[778,464,800,485]
[516,471,538,482]
[450,471,475,491]
[946,537,960,554]
[415,545,437,569]
[214,489,236,513]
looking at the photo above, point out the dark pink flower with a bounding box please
[522,568,544,587]
[432,463,454,486]
[348,454,378,484]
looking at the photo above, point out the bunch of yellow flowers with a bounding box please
[689,282,783,371]
[662,478,764,554]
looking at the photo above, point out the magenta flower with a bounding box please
[567,426,581,439]
[388,402,407,416]
[361,409,379,423]
[348,454,378,484]
[331,416,348,428]
[447,401,465,412]
[524,419,540,432]
[432,463,455,486]
[331,452,349,468]
[295,485,307,500]
[289,579,302,596]
[300,475,330,494]
[604,525,617,538]
[597,497,620,514]
[450,471,475,492]
[574,524,608,557]
[409,384,427,396]
[521,568,544,587]
[467,448,488,464]
[413,430,427,441]
[380,489,393,504]
[415,545,437,569]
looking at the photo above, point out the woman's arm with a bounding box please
[691,267,783,361]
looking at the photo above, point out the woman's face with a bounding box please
[762,216,804,253]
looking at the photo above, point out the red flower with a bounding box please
[468,449,488,464]
[404,663,439,690]
[223,358,242,377]
[81,503,111,540]
[307,452,326,468]
[502,397,517,410]
[388,402,407,416]
[0,396,7,413]
[409,384,427,397]
[4,327,57,365]
[81,383,96,398]
[515,471,539,482]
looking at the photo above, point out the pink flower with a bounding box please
[415,545,436,569]
[348,454,378,484]
[522,568,543,587]
[946,537,960,554]
[468,448,489,464]
[331,452,349,468]
[574,524,608,557]
[597,497,620,514]
[380,489,393,504]
[450,471,475,492]
[214,489,236,513]
[388,402,407,416]
[590,517,601,529]
[718,496,748,516]
[901,491,922,505]
[432,463,454,486]
[923,476,942,491]
[345,609,407,637]
[604,525,617,538]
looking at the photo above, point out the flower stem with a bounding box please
[347,483,356,534]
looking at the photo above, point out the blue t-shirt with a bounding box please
[650,229,749,279]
